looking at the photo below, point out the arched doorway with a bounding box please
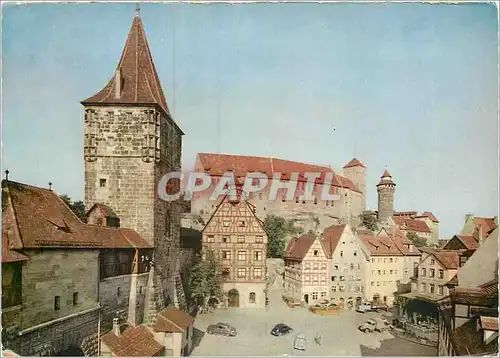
[356,297,362,307]
[339,297,345,308]
[249,292,256,304]
[373,294,380,304]
[347,297,354,309]
[228,289,239,307]
[304,294,309,304]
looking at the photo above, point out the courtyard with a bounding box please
[190,285,433,356]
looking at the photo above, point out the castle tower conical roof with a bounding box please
[377,169,395,187]
[343,158,366,169]
[81,13,170,116]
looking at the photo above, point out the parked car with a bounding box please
[293,333,307,350]
[206,322,237,336]
[271,323,293,336]
[356,302,389,313]
[358,318,390,333]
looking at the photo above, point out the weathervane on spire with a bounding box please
[135,3,140,16]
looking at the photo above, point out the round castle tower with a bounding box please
[377,169,396,223]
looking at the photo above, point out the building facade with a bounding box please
[81,11,185,308]
[201,194,268,308]
[322,224,368,308]
[284,234,330,305]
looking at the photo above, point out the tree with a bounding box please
[359,212,378,231]
[406,232,427,247]
[60,194,86,222]
[188,254,223,307]
[264,215,301,258]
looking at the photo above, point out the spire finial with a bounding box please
[5,170,9,181]
[48,182,52,190]
[135,3,140,17]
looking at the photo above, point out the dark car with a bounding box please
[271,323,293,336]
[206,322,237,336]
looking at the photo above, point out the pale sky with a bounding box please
[2,2,498,237]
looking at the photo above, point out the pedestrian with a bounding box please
[315,332,322,345]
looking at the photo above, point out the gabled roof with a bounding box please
[452,316,498,356]
[81,14,176,126]
[479,316,498,331]
[343,158,366,169]
[2,180,152,250]
[430,250,462,270]
[421,211,440,223]
[2,228,28,263]
[285,234,316,260]
[474,217,497,236]
[446,235,478,250]
[86,203,118,219]
[154,306,194,333]
[359,234,403,256]
[101,325,164,356]
[196,153,361,193]
[322,224,346,257]
[393,216,431,233]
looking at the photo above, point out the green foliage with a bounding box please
[60,194,86,222]
[264,215,302,258]
[406,232,427,247]
[188,254,223,306]
[359,212,378,231]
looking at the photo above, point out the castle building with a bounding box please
[80,11,185,309]
[191,153,366,231]
[201,191,268,308]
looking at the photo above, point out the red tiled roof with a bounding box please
[480,316,499,331]
[394,211,418,217]
[421,211,439,223]
[154,306,194,333]
[381,169,391,178]
[322,224,346,257]
[196,153,361,193]
[101,325,164,356]
[377,169,395,186]
[432,250,461,269]
[445,274,458,286]
[455,235,478,250]
[474,217,496,236]
[2,180,152,249]
[393,217,431,233]
[81,15,174,123]
[479,278,498,296]
[359,234,403,256]
[343,158,366,169]
[285,234,315,260]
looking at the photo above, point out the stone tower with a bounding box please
[81,11,185,309]
[343,158,366,211]
[377,169,396,224]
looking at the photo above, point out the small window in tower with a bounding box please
[100,179,106,187]
[54,296,60,311]
[73,292,79,306]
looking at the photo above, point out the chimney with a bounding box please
[478,225,483,246]
[113,317,120,336]
[115,69,121,99]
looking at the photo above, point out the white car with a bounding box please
[294,333,307,350]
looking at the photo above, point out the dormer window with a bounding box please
[314,250,318,256]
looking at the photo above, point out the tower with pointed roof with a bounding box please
[343,158,366,212]
[81,11,185,311]
[377,169,396,224]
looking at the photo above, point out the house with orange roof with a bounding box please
[460,215,497,242]
[322,224,370,309]
[392,216,433,245]
[2,179,155,356]
[283,233,330,305]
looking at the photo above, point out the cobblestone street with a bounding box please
[191,283,398,356]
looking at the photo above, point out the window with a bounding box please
[421,283,426,292]
[237,268,246,278]
[237,236,245,243]
[340,251,344,257]
[390,270,393,275]
[421,268,426,277]
[371,281,375,287]
[320,291,327,298]
[334,265,339,270]
[383,270,386,275]
[430,258,435,265]
[357,263,361,270]
[205,250,215,259]
[254,251,262,261]
[389,258,393,263]
[256,235,263,243]
[430,284,435,294]
[54,296,61,310]
[223,221,230,227]
[254,268,262,278]
[312,292,318,299]
[395,270,398,275]
[117,287,121,298]
[331,276,336,281]
[222,250,231,260]
[340,276,345,281]
[238,221,246,227]
[430,269,435,278]
[73,292,79,306]
[438,286,444,295]
[332,286,337,292]
[139,286,143,294]
[339,285,346,292]
[371,258,375,263]
[383,258,387,263]
[222,268,231,279]
[222,236,230,243]
[377,281,381,287]
[439,269,444,279]
[238,251,246,261]
[321,263,327,270]
[206,235,215,243]
[313,275,319,282]
[100,178,106,187]
[350,263,354,270]
[314,250,318,256]
[377,270,381,275]
[249,292,256,303]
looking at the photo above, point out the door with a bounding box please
[228,289,239,307]
[304,294,309,304]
